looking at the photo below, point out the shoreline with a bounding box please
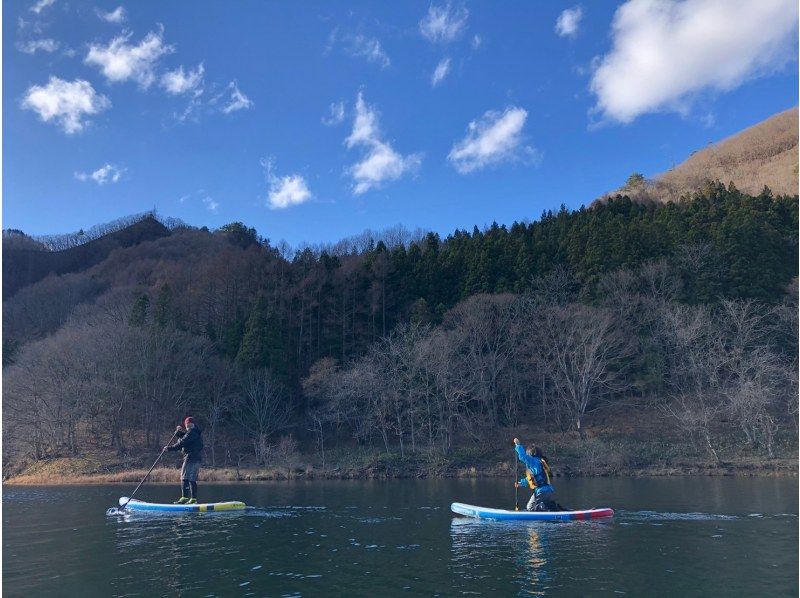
[5,461,797,485]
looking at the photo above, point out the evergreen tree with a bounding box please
[129,294,149,327]
[236,297,288,381]
[154,284,172,329]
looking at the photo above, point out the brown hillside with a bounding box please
[605,107,799,203]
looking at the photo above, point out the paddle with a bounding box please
[119,428,179,510]
[514,449,520,511]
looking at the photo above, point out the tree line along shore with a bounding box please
[3,183,798,481]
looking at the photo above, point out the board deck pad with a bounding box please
[451,502,614,521]
[119,497,247,512]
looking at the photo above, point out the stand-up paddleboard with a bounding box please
[451,502,613,521]
[119,497,246,512]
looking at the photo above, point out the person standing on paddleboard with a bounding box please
[165,417,204,504]
[513,438,564,512]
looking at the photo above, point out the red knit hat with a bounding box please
[184,416,195,427]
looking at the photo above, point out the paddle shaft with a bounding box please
[121,429,179,509]
[514,449,519,511]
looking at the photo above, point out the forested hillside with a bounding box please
[3,183,798,478]
[2,212,174,299]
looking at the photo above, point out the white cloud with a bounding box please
[345,92,422,194]
[85,28,173,88]
[221,81,253,113]
[22,77,111,134]
[97,6,126,24]
[448,106,535,174]
[420,3,469,43]
[329,29,391,69]
[349,141,422,195]
[322,101,345,126]
[555,6,583,38]
[352,35,390,68]
[326,29,391,69]
[262,159,313,210]
[17,38,59,54]
[431,57,451,87]
[30,0,55,14]
[202,196,219,213]
[471,34,482,49]
[590,0,799,124]
[161,63,204,96]
[75,163,125,184]
[345,94,380,147]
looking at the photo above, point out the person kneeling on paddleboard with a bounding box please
[513,438,565,512]
[166,417,204,504]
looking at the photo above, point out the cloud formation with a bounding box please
[590,0,799,124]
[555,6,583,38]
[322,101,345,126]
[420,2,469,43]
[329,30,391,69]
[351,34,391,69]
[448,106,534,174]
[22,77,111,134]
[431,57,451,86]
[75,163,125,184]
[98,6,126,23]
[345,92,422,194]
[161,63,204,96]
[85,28,173,88]
[263,159,313,209]
[30,0,55,14]
[221,81,253,113]
[17,38,59,54]
[202,196,219,213]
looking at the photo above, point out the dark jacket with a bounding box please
[168,423,203,463]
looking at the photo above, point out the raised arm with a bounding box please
[166,426,187,451]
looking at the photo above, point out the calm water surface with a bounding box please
[3,477,797,596]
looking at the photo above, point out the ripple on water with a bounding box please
[620,510,738,522]
[354,516,402,524]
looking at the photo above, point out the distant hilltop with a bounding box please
[2,213,172,299]
[601,107,799,204]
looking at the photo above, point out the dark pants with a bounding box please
[527,491,564,512]
[180,458,201,499]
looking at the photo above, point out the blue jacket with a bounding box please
[515,444,554,497]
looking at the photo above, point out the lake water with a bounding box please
[2,477,797,596]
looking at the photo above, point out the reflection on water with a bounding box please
[451,518,614,595]
[526,528,545,596]
[3,478,798,597]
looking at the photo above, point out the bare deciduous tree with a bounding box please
[535,304,632,438]
[235,368,290,465]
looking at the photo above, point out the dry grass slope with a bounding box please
[604,107,798,203]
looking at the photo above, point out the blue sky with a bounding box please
[4,0,798,247]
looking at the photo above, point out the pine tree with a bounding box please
[129,294,149,327]
[236,298,288,381]
[154,285,172,329]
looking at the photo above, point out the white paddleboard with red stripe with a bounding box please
[451,502,613,521]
